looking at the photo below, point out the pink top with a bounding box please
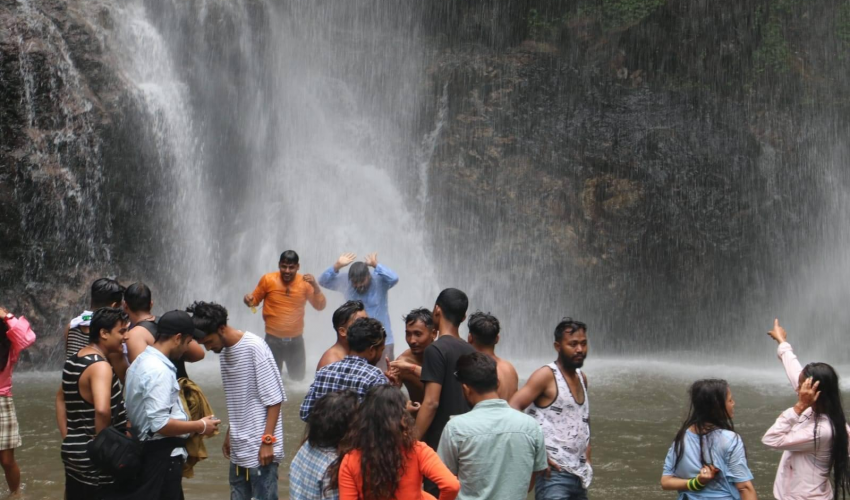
[0,316,37,397]
[762,342,848,500]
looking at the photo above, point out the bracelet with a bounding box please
[687,477,706,491]
[200,419,207,435]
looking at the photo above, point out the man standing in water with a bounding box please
[124,282,205,380]
[466,311,518,401]
[389,308,437,404]
[316,300,367,370]
[244,250,326,381]
[189,301,286,500]
[510,318,592,500]
[415,288,475,496]
[319,252,399,369]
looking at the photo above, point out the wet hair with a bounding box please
[124,282,152,313]
[279,250,299,264]
[801,363,850,499]
[554,317,587,341]
[467,311,500,346]
[332,300,365,334]
[346,317,386,352]
[88,307,129,344]
[91,278,125,309]
[186,301,228,335]
[348,262,370,283]
[403,308,434,329]
[456,352,498,393]
[435,288,468,327]
[0,317,10,372]
[329,385,415,499]
[307,390,359,449]
[673,379,739,469]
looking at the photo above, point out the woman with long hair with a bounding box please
[764,319,850,500]
[290,390,359,500]
[331,385,459,500]
[660,379,757,499]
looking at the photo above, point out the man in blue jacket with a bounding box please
[319,252,399,369]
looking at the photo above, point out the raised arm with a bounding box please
[319,253,356,292]
[763,376,821,452]
[768,318,802,390]
[244,276,268,308]
[365,253,399,288]
[302,274,327,311]
[1,312,36,355]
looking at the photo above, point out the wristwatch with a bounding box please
[262,434,276,445]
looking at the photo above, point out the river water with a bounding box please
[8,356,840,499]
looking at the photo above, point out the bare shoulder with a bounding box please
[397,349,418,363]
[127,325,154,342]
[317,346,344,370]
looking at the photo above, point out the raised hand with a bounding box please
[365,252,378,268]
[767,318,788,344]
[334,253,357,272]
[243,294,255,307]
[795,377,821,413]
[303,274,320,290]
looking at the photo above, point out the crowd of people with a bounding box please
[0,250,849,499]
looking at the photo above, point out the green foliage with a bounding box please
[599,0,665,29]
[527,8,565,41]
[838,2,850,50]
[753,9,791,74]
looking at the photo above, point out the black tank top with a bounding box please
[65,327,89,360]
[61,353,128,486]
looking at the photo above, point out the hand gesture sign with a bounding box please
[796,377,820,413]
[698,465,719,484]
[767,318,788,344]
[335,253,357,272]
[365,253,378,268]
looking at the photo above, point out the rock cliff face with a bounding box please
[2,0,848,365]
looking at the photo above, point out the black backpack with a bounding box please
[87,426,141,482]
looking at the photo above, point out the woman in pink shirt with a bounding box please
[0,306,37,496]
[763,319,850,500]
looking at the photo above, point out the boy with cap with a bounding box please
[122,310,219,500]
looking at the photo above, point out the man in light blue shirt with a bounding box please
[318,252,399,367]
[437,352,548,500]
[123,310,219,500]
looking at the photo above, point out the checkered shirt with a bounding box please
[289,442,338,500]
[299,355,388,421]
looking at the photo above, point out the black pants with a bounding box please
[265,334,306,381]
[107,439,185,500]
[65,473,117,500]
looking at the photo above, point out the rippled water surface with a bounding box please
[10,358,840,499]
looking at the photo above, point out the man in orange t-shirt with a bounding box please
[243,250,326,381]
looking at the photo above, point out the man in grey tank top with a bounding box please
[510,318,592,500]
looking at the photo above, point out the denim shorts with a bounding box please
[535,470,589,500]
[229,462,279,500]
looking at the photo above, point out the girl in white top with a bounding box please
[763,319,850,500]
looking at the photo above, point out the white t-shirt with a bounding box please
[221,331,287,468]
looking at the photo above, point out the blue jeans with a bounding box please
[535,470,588,500]
[229,462,279,500]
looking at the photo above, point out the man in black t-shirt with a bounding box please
[416,288,474,495]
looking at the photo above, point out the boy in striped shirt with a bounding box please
[190,301,287,500]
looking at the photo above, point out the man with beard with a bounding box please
[318,252,399,370]
[510,318,592,500]
[389,308,437,404]
[122,310,220,500]
[244,250,326,381]
[189,301,286,500]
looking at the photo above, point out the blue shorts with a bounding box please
[535,470,588,500]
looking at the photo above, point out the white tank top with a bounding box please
[525,363,592,488]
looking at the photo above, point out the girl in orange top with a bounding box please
[331,385,459,500]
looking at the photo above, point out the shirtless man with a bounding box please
[123,282,204,380]
[466,311,518,401]
[510,318,592,500]
[316,300,367,370]
[390,308,438,404]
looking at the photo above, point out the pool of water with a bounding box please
[6,358,829,499]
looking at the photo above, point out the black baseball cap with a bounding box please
[156,310,206,340]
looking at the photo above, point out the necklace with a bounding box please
[89,344,106,358]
